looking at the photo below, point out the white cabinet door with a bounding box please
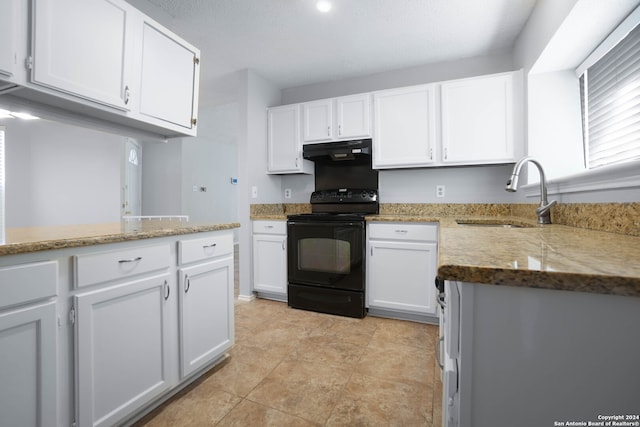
[0,301,57,427]
[303,99,333,143]
[138,19,199,132]
[252,234,287,295]
[75,273,172,427]
[303,95,371,143]
[32,0,134,110]
[0,0,16,79]
[441,73,514,164]
[368,240,438,315]
[178,258,234,379]
[336,93,371,140]
[373,84,437,169]
[267,104,312,174]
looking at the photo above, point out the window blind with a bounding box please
[580,21,640,169]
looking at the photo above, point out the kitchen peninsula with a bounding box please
[0,220,239,427]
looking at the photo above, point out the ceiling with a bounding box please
[131,0,538,98]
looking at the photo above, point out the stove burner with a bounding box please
[309,188,379,215]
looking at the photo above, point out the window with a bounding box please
[578,8,640,169]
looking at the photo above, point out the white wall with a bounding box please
[142,103,240,226]
[513,0,640,202]
[282,53,514,104]
[527,71,584,181]
[380,165,517,203]
[181,103,238,223]
[3,117,122,227]
[141,139,182,216]
[236,69,282,298]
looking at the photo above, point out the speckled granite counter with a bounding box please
[0,221,240,256]
[250,203,640,298]
[368,214,640,298]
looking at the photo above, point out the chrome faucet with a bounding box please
[505,157,557,224]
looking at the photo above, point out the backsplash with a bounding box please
[548,203,639,237]
[379,203,511,217]
[251,202,640,237]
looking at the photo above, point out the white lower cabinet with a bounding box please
[178,257,233,378]
[0,301,57,426]
[0,261,58,427]
[367,222,438,321]
[75,272,172,427]
[252,220,287,300]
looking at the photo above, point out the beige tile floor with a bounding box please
[136,247,442,426]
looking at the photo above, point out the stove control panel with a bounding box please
[311,189,378,204]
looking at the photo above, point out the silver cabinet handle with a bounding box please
[429,148,433,160]
[282,241,285,250]
[338,124,342,136]
[124,85,130,105]
[184,274,190,293]
[444,147,448,160]
[265,225,274,229]
[327,125,331,136]
[118,256,142,263]
[164,280,170,301]
[394,229,408,234]
[436,336,444,370]
[203,243,217,249]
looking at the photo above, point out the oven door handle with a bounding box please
[288,221,361,227]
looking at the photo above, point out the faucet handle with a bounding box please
[536,200,557,215]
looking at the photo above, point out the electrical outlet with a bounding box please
[251,186,258,199]
[436,185,445,198]
[284,188,292,199]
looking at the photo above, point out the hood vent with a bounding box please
[303,139,372,164]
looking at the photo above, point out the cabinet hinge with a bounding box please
[69,305,76,325]
[191,118,197,126]
[193,56,200,65]
[25,56,33,70]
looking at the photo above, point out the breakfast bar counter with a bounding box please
[0,220,240,256]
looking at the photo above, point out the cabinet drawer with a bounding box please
[368,222,438,241]
[0,261,58,310]
[179,232,233,265]
[252,220,286,235]
[74,244,170,288]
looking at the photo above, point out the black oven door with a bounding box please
[287,220,365,291]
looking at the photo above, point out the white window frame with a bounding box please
[524,6,640,198]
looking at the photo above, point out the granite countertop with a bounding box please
[0,221,241,256]
[367,214,640,298]
[250,203,640,297]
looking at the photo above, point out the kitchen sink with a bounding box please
[455,220,535,228]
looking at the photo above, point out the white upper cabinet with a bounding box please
[32,0,135,110]
[28,0,200,137]
[372,84,437,169]
[267,104,313,174]
[136,18,200,133]
[303,94,371,143]
[336,94,371,140]
[303,99,333,142]
[0,0,17,81]
[440,72,518,165]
